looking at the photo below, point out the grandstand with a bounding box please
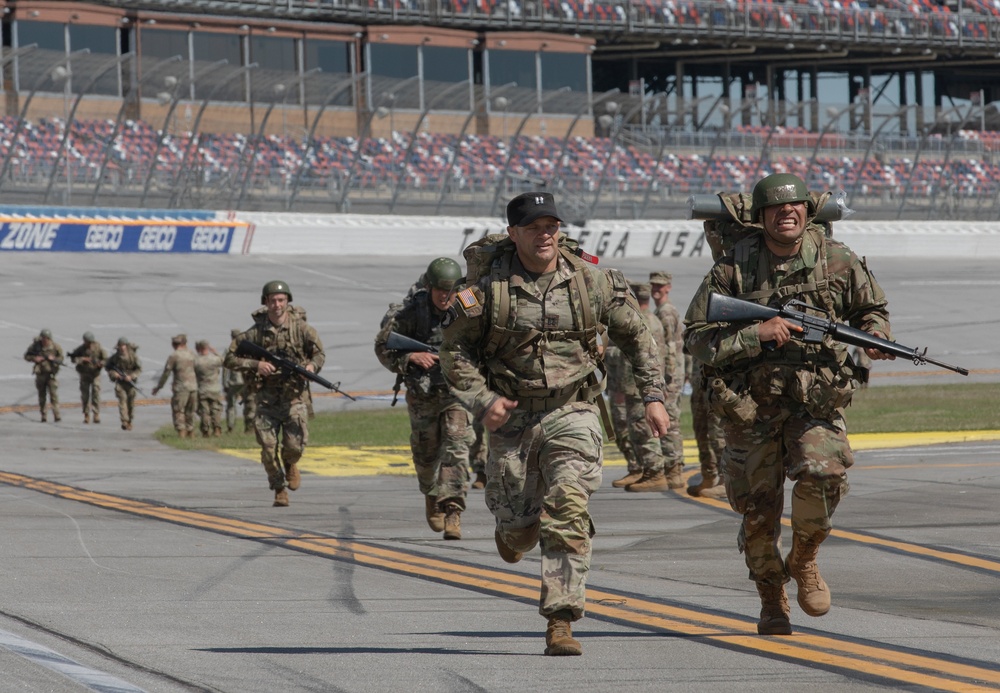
[1,0,999,219]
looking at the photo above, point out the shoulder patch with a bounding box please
[458,288,479,310]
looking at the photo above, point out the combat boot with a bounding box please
[786,535,831,617]
[425,495,445,532]
[93,411,100,424]
[213,426,222,437]
[756,582,792,635]
[273,489,289,507]
[471,471,487,490]
[178,430,188,439]
[687,473,728,499]
[202,430,210,438]
[285,462,301,491]
[611,471,643,488]
[40,411,47,423]
[544,611,582,656]
[125,421,132,431]
[443,503,462,540]
[625,469,668,493]
[83,412,90,424]
[665,464,685,489]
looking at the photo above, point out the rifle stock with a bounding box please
[705,292,969,376]
[236,340,356,401]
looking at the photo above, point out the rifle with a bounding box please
[384,332,443,405]
[111,367,147,396]
[705,292,969,376]
[235,340,356,401]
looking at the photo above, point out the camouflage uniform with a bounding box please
[652,291,685,479]
[195,343,224,437]
[154,336,198,437]
[441,243,665,622]
[604,310,666,477]
[225,304,324,498]
[689,359,726,487]
[375,289,472,517]
[105,340,141,430]
[70,337,107,424]
[24,333,63,422]
[224,328,248,432]
[604,342,639,475]
[684,224,890,592]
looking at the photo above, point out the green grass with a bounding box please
[155,383,1000,449]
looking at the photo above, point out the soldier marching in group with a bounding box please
[685,173,895,635]
[375,257,473,540]
[24,329,63,423]
[225,280,325,507]
[441,192,669,656]
[105,337,142,431]
[153,334,198,438]
[195,340,224,437]
[70,332,107,425]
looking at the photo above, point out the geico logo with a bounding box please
[191,226,230,252]
[138,226,177,251]
[0,222,59,250]
[84,224,124,250]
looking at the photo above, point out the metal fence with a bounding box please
[2,49,999,220]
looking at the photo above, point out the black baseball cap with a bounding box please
[506,192,563,227]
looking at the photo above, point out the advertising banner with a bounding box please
[0,219,246,253]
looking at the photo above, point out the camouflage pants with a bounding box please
[609,392,638,472]
[623,393,665,473]
[198,393,223,434]
[224,386,242,431]
[114,384,136,425]
[171,390,197,434]
[691,371,725,480]
[469,420,488,476]
[721,403,852,586]
[35,375,59,415]
[488,401,603,621]
[79,376,101,417]
[658,387,684,471]
[406,392,472,507]
[244,391,257,432]
[255,398,309,491]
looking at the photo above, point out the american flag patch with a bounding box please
[458,288,479,309]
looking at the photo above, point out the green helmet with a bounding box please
[83,331,95,342]
[424,258,462,292]
[261,280,292,305]
[40,329,52,339]
[117,336,130,346]
[751,173,813,222]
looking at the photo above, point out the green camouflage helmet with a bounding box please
[117,336,130,346]
[83,331,95,342]
[424,257,462,292]
[261,280,292,305]
[39,329,52,339]
[751,173,814,222]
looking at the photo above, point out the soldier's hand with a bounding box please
[408,352,439,370]
[644,401,670,437]
[866,332,897,361]
[758,317,802,348]
[482,397,518,432]
[257,361,277,377]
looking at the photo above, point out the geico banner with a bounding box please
[0,219,245,253]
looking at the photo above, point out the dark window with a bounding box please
[69,24,117,55]
[192,32,244,101]
[304,38,350,74]
[541,52,586,92]
[250,35,296,72]
[423,45,469,83]
[370,43,418,79]
[17,21,64,52]
[489,49,535,91]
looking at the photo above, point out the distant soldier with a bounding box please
[152,334,198,438]
[649,271,686,489]
[24,329,63,422]
[70,332,107,424]
[105,337,142,431]
[223,328,247,433]
[195,340,224,437]
[606,283,669,492]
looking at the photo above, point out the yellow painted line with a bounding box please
[0,469,997,692]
